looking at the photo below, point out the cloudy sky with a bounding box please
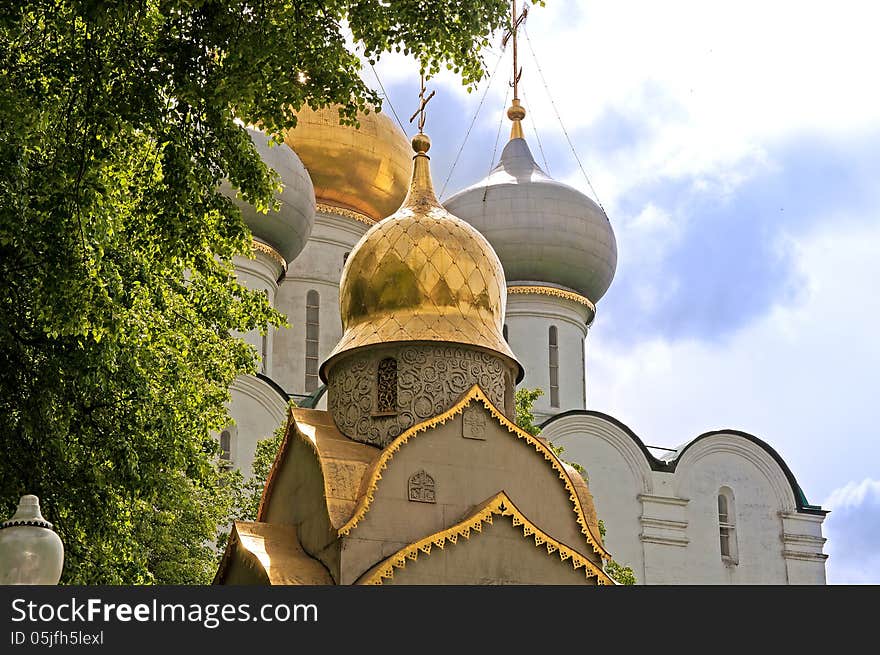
[357,0,879,583]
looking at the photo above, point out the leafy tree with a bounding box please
[515,387,544,436]
[0,0,517,584]
[234,417,288,527]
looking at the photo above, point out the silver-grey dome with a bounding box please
[223,127,316,264]
[443,137,617,303]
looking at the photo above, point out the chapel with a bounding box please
[214,7,828,585]
[215,118,614,585]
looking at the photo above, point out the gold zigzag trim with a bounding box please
[251,239,287,271]
[359,492,614,585]
[316,202,376,226]
[337,385,610,561]
[507,285,596,312]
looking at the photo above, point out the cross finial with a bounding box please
[501,0,529,100]
[408,72,436,134]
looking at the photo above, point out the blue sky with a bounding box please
[360,0,880,583]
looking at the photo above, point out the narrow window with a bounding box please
[718,487,738,563]
[549,325,559,407]
[305,290,320,392]
[343,251,350,264]
[376,357,398,414]
[260,289,269,374]
[503,324,508,342]
[220,430,232,462]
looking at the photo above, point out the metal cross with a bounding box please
[408,73,436,133]
[501,0,529,99]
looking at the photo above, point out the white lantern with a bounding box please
[0,495,64,585]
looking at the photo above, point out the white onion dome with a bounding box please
[225,127,316,264]
[443,111,617,304]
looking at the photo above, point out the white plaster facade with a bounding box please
[541,412,828,584]
[271,209,370,408]
[505,290,591,423]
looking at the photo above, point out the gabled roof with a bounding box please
[357,491,614,585]
[258,407,378,529]
[214,521,333,585]
[337,385,610,560]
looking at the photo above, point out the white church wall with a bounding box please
[542,413,650,583]
[673,437,794,584]
[273,211,369,399]
[232,250,283,375]
[543,416,828,584]
[226,375,288,479]
[506,294,589,423]
[780,512,828,584]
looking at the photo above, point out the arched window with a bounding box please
[549,326,559,407]
[503,324,508,342]
[376,358,398,414]
[305,290,320,392]
[718,487,738,564]
[220,430,232,462]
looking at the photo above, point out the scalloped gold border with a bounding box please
[507,285,596,312]
[358,491,614,585]
[251,239,287,271]
[337,385,610,561]
[316,202,377,226]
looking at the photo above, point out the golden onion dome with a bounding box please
[320,132,523,382]
[282,105,412,223]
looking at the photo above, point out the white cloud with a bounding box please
[825,479,880,512]
[366,1,880,209]
[822,479,880,584]
[587,216,880,505]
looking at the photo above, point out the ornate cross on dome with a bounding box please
[501,0,529,100]
[408,73,436,134]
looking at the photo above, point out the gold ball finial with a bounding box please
[411,132,431,154]
[507,98,526,122]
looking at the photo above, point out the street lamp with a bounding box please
[0,495,64,585]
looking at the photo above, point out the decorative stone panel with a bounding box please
[462,406,487,440]
[408,470,436,504]
[327,344,510,446]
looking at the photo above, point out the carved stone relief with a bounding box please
[408,470,436,504]
[462,406,487,440]
[327,344,509,447]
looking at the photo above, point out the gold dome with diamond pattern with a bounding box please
[283,104,411,223]
[320,132,523,382]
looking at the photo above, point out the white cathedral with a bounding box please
[219,96,828,585]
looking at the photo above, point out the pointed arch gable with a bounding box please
[356,492,614,585]
[258,407,377,535]
[214,522,333,585]
[338,385,610,561]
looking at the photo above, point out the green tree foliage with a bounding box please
[0,0,516,584]
[239,418,288,525]
[515,387,544,436]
